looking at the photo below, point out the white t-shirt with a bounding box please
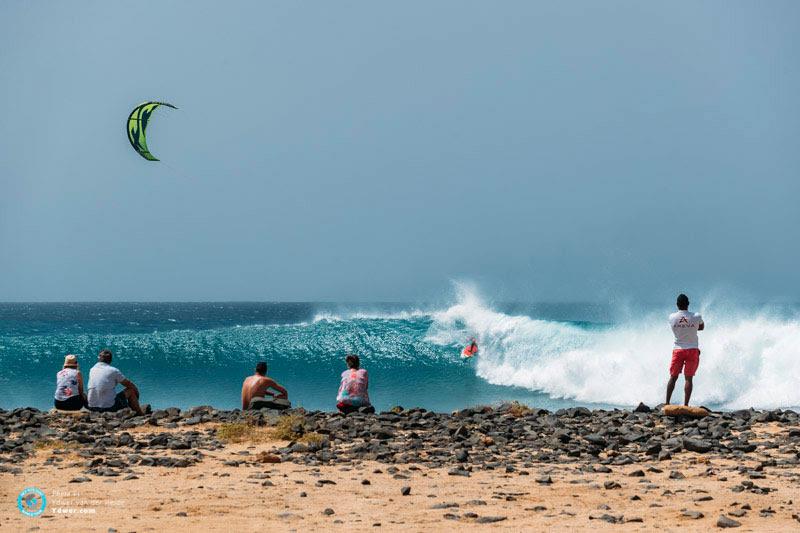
[669,310,704,349]
[87,362,126,408]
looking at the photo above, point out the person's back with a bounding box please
[669,309,703,349]
[241,361,288,410]
[337,354,371,414]
[241,374,270,405]
[337,368,370,405]
[55,367,81,401]
[86,349,144,415]
[87,361,125,409]
[54,354,86,411]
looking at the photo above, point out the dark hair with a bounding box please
[676,293,690,310]
[345,354,360,370]
[98,349,113,363]
[255,362,267,376]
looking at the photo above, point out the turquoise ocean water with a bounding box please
[2,289,798,412]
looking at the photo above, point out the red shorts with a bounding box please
[670,348,700,377]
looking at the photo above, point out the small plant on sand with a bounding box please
[34,439,81,451]
[33,439,83,462]
[218,413,313,443]
[216,422,272,444]
[216,423,252,442]
[505,401,534,418]
[298,432,326,446]
[269,413,307,441]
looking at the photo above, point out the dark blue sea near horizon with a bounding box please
[2,293,799,412]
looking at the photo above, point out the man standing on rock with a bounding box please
[666,293,704,406]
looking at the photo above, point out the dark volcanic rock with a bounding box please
[716,515,741,528]
[584,434,607,447]
[475,516,507,524]
[149,435,169,447]
[448,467,470,477]
[683,438,713,453]
[1,403,792,476]
[431,502,460,509]
[590,513,622,524]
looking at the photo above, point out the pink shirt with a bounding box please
[337,368,370,406]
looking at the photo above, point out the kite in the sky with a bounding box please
[126,101,177,161]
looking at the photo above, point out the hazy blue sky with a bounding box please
[1,1,798,302]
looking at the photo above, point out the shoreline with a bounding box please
[2,403,799,530]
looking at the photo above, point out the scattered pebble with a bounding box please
[476,516,507,524]
[717,515,741,528]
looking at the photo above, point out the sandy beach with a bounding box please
[2,405,799,531]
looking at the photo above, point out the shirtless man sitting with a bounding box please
[241,361,289,410]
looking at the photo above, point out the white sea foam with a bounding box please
[312,309,432,323]
[426,283,800,409]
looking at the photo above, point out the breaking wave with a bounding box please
[425,284,800,409]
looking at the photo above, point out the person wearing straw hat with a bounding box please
[54,354,87,411]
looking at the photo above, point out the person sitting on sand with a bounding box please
[241,361,289,410]
[87,349,145,415]
[336,354,374,414]
[54,354,87,411]
[666,293,704,406]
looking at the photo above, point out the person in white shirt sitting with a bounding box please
[87,349,145,415]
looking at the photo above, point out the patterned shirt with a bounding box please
[337,368,370,406]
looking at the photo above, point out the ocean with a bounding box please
[2,287,799,412]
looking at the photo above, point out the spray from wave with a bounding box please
[425,282,800,409]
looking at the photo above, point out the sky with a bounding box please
[1,1,798,302]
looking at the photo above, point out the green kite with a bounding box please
[126,101,177,161]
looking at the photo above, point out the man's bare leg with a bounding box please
[666,375,678,404]
[683,376,693,406]
[124,389,144,415]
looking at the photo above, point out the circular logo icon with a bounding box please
[17,488,47,517]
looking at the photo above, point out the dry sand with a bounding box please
[2,423,799,532]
